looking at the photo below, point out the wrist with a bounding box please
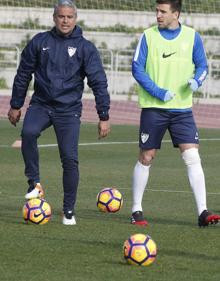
[11,106,21,110]
[98,111,109,121]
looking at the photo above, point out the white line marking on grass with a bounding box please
[1,188,220,199]
[0,138,220,149]
[35,138,220,148]
[24,138,220,148]
[111,187,220,196]
[148,189,220,196]
[38,144,57,147]
[38,141,138,148]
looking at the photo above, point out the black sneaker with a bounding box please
[198,210,220,227]
[131,211,148,226]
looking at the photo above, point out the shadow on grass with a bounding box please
[2,205,220,231]
[160,248,220,262]
[77,208,197,227]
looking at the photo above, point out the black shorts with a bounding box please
[139,108,199,149]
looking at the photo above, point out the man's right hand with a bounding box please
[154,87,175,102]
[98,120,110,139]
[8,107,21,126]
[163,90,175,102]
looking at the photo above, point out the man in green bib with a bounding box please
[131,0,220,227]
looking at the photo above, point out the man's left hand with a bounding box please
[98,120,110,139]
[188,79,199,92]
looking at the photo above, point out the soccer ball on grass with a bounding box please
[96,187,123,213]
[123,233,157,266]
[23,198,52,224]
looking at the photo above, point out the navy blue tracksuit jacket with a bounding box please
[10,25,110,120]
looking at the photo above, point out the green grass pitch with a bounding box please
[0,119,220,281]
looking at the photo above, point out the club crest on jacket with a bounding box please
[68,47,77,57]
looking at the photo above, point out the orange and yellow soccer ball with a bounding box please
[123,233,157,266]
[96,187,123,213]
[23,198,52,225]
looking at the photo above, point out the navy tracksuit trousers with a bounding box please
[21,103,80,213]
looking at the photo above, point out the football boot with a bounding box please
[131,211,148,226]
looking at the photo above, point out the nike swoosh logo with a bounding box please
[34,210,46,218]
[162,52,176,58]
[42,47,50,51]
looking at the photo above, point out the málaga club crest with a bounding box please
[68,47,77,57]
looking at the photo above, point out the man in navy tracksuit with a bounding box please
[8,0,110,225]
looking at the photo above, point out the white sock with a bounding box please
[132,161,150,213]
[182,148,207,215]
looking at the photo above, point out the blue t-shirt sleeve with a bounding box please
[132,33,166,100]
[192,32,208,86]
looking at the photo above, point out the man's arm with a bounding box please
[84,41,110,138]
[8,37,38,126]
[188,32,208,91]
[10,38,37,110]
[132,33,174,101]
